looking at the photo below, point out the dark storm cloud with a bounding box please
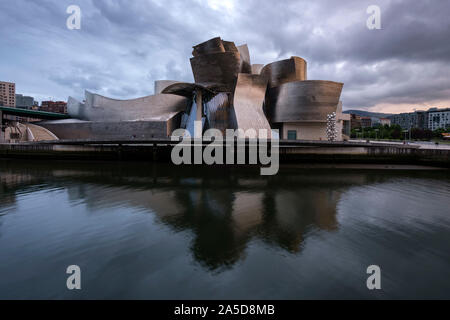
[1,0,449,110]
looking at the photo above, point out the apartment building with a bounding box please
[428,108,450,131]
[0,81,16,107]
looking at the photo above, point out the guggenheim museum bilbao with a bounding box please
[40,37,348,141]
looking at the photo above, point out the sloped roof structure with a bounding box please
[68,91,188,122]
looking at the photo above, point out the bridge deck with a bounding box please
[0,106,71,120]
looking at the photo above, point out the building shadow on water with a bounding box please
[1,159,448,271]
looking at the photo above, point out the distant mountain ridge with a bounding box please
[343,109,394,118]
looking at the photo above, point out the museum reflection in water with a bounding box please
[0,160,440,271]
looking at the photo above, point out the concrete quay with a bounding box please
[0,139,449,168]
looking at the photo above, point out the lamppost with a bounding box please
[403,129,408,143]
[375,128,379,141]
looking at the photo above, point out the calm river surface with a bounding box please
[1,160,449,299]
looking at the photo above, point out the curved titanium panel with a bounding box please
[265,80,343,123]
[154,80,180,94]
[204,92,232,134]
[161,82,219,97]
[222,40,238,53]
[232,73,272,138]
[237,44,252,74]
[68,96,87,120]
[190,51,241,91]
[192,37,225,57]
[251,64,264,75]
[72,91,189,122]
[261,56,307,88]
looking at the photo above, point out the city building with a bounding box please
[0,81,16,107]
[40,101,67,114]
[390,112,417,129]
[371,117,380,126]
[390,110,428,130]
[360,117,372,128]
[428,108,450,131]
[415,110,429,129]
[15,94,36,109]
[14,94,40,122]
[350,114,362,130]
[380,118,391,126]
[338,102,351,139]
[341,116,351,138]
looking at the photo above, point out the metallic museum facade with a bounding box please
[40,37,346,141]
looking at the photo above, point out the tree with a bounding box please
[390,125,402,140]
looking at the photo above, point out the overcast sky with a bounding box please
[1,0,449,113]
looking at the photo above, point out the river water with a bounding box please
[0,160,449,299]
